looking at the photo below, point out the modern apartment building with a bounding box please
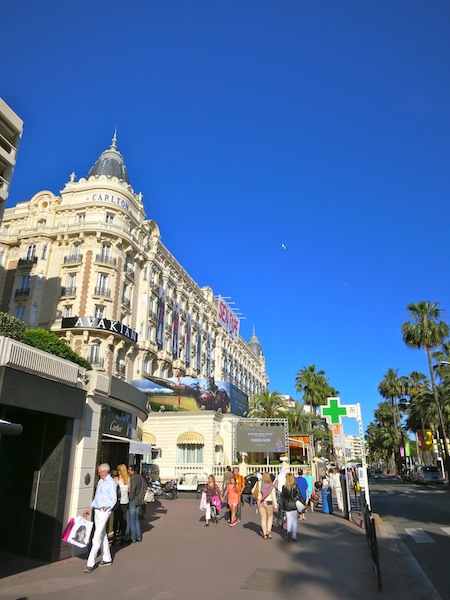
[0,98,23,219]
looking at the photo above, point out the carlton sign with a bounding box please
[217,296,240,341]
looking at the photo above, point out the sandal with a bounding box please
[263,534,268,539]
[267,533,272,539]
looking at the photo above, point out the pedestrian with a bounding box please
[223,476,240,526]
[305,469,315,512]
[255,472,277,539]
[232,467,245,522]
[83,463,117,572]
[203,475,223,526]
[222,465,232,494]
[294,469,308,521]
[331,468,344,512]
[127,465,147,543]
[114,464,130,544]
[280,472,299,542]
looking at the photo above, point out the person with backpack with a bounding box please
[254,472,278,539]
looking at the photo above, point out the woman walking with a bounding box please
[223,476,240,526]
[115,464,130,544]
[280,473,299,542]
[254,472,278,539]
[305,469,315,512]
[203,475,222,526]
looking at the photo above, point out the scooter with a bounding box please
[150,479,178,500]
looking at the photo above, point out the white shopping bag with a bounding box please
[67,515,94,548]
[199,491,207,512]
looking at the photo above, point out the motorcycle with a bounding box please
[150,479,178,500]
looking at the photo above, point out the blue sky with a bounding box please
[3,1,450,436]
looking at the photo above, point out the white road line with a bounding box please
[440,527,450,536]
[405,528,436,543]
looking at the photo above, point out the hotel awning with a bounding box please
[102,433,154,455]
[142,432,157,444]
[215,434,224,445]
[177,431,205,444]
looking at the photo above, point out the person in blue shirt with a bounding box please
[295,469,308,521]
[83,463,117,572]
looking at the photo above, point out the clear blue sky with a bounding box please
[3,1,450,435]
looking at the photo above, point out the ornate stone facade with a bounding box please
[0,136,268,398]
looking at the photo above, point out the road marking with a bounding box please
[405,528,435,543]
[441,527,450,536]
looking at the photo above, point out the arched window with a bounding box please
[176,432,205,464]
[26,244,36,260]
[41,245,48,260]
[116,348,126,375]
[89,341,102,368]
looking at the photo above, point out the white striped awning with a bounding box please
[177,431,205,444]
[142,432,157,444]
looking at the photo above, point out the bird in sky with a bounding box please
[281,244,286,250]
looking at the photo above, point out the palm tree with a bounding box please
[295,365,338,414]
[249,390,285,419]
[286,401,311,434]
[378,368,404,472]
[401,300,450,476]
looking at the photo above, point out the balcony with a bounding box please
[94,286,111,298]
[63,254,83,265]
[125,266,134,280]
[15,288,30,297]
[18,256,37,267]
[61,286,77,297]
[148,310,157,321]
[90,357,105,369]
[95,254,117,267]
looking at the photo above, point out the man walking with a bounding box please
[128,465,147,543]
[83,463,117,572]
[331,468,344,512]
[233,466,245,522]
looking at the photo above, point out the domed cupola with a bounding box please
[248,327,263,358]
[87,132,130,184]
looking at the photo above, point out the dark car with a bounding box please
[141,463,160,484]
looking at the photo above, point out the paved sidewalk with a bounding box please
[0,499,443,600]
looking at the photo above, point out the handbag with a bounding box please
[144,488,154,503]
[199,491,207,512]
[311,491,318,502]
[295,499,307,513]
[61,518,75,542]
[67,515,94,548]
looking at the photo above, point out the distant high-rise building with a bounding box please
[0,99,23,220]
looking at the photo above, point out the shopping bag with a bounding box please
[61,518,75,542]
[199,491,207,511]
[67,515,94,548]
[295,500,307,513]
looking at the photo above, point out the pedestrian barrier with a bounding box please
[361,492,382,592]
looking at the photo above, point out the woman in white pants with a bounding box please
[280,473,299,542]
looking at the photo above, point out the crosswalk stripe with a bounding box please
[405,528,435,543]
[440,527,450,536]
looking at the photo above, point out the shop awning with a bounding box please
[177,431,205,444]
[215,434,224,445]
[0,419,23,436]
[102,433,154,455]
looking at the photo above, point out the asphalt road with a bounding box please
[369,477,450,600]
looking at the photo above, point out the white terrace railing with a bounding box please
[173,463,309,483]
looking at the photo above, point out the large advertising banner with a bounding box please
[236,423,286,453]
[156,286,166,349]
[172,300,180,358]
[132,376,248,416]
[185,313,192,367]
[206,331,211,377]
[196,323,202,374]
[217,295,240,340]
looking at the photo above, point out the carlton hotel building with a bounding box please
[0,136,268,477]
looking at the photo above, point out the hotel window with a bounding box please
[143,267,148,281]
[89,341,102,365]
[15,306,26,321]
[62,305,73,318]
[76,213,85,224]
[20,274,31,291]
[41,245,48,260]
[105,212,114,224]
[177,443,204,465]
[94,305,105,318]
[26,244,36,260]
[71,242,81,257]
[38,219,46,227]
[0,251,4,266]
[29,305,38,325]
[2,224,10,234]
[66,272,76,290]
[100,244,111,261]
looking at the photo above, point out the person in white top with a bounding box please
[330,468,343,511]
[115,464,130,544]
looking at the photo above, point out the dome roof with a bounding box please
[87,133,130,184]
[248,327,263,357]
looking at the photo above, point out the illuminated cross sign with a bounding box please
[321,397,348,425]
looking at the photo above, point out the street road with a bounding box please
[369,477,450,600]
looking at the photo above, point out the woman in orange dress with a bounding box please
[223,476,240,526]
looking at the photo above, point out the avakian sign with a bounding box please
[62,316,138,343]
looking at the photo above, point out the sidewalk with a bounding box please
[0,499,443,600]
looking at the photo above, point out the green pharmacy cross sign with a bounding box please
[321,397,348,425]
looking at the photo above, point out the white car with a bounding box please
[416,465,444,485]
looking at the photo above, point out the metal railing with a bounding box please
[361,491,382,591]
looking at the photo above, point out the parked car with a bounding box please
[372,469,383,479]
[415,465,444,485]
[177,472,208,497]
